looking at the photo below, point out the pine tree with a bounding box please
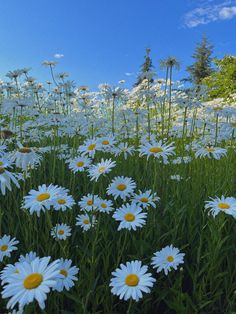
[187,35,214,85]
[135,48,155,86]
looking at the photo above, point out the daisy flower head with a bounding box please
[97,198,114,213]
[76,214,96,231]
[11,146,42,170]
[54,258,79,292]
[0,235,19,262]
[51,223,72,240]
[0,167,20,195]
[98,136,116,151]
[78,138,100,158]
[113,203,147,231]
[151,245,185,275]
[22,184,61,217]
[132,190,160,209]
[113,142,135,160]
[78,194,100,212]
[53,192,75,211]
[1,256,60,310]
[107,176,136,200]
[88,158,116,181]
[205,196,236,218]
[68,155,92,173]
[195,146,227,160]
[1,263,21,285]
[139,140,175,163]
[110,260,156,301]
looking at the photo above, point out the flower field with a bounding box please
[0,68,236,313]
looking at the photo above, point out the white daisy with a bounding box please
[51,223,72,240]
[76,214,96,231]
[54,258,79,292]
[1,256,60,310]
[110,260,156,301]
[97,198,114,213]
[11,147,42,170]
[107,176,136,200]
[139,140,175,163]
[132,190,160,209]
[151,245,185,275]
[68,155,92,173]
[205,196,236,218]
[78,194,100,211]
[0,167,20,195]
[22,184,61,216]
[88,158,116,181]
[0,235,19,262]
[78,139,100,158]
[53,193,75,211]
[113,203,147,231]
[195,146,227,159]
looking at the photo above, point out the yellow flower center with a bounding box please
[83,219,90,224]
[76,161,84,167]
[101,203,107,208]
[125,274,139,286]
[18,147,32,153]
[0,245,8,252]
[58,229,65,235]
[124,213,135,222]
[140,197,149,203]
[15,269,19,274]
[167,255,174,262]
[88,144,96,151]
[0,161,3,166]
[218,202,230,209]
[206,147,215,152]
[57,199,66,205]
[231,122,236,127]
[213,107,222,111]
[0,167,5,174]
[149,147,163,153]
[36,193,50,202]
[116,183,127,191]
[60,269,68,277]
[23,273,43,289]
[98,166,106,173]
[87,199,93,206]
[102,140,110,145]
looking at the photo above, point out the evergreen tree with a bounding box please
[187,35,214,85]
[135,48,155,86]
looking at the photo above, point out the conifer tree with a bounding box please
[135,48,155,86]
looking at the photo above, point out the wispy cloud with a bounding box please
[54,53,64,59]
[125,72,134,76]
[184,1,236,27]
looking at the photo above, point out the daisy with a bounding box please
[88,158,116,181]
[1,256,60,310]
[113,142,135,160]
[98,136,116,151]
[0,167,20,195]
[1,264,20,285]
[18,251,37,263]
[76,213,96,231]
[113,203,147,231]
[0,235,19,262]
[54,258,79,292]
[139,140,175,163]
[22,184,61,217]
[68,155,92,173]
[195,146,227,160]
[78,194,100,211]
[110,260,156,301]
[11,146,42,170]
[78,139,100,158]
[132,190,160,209]
[205,196,236,218]
[97,198,114,213]
[107,176,136,200]
[51,223,72,240]
[151,245,185,275]
[53,193,75,211]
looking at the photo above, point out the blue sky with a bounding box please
[0,0,235,89]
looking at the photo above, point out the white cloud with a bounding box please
[54,53,64,59]
[125,72,134,76]
[184,1,236,27]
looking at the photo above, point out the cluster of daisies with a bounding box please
[0,237,78,312]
